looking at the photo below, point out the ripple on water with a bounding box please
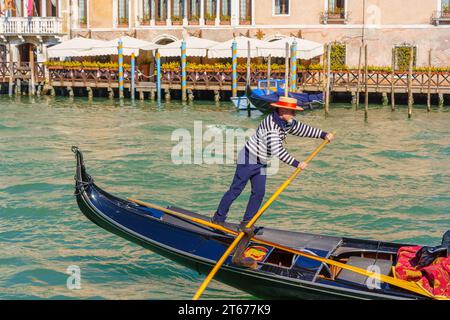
[0,97,448,299]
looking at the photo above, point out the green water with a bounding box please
[0,96,449,299]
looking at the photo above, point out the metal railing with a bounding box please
[431,10,450,25]
[0,17,63,35]
[321,10,349,24]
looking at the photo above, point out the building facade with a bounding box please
[1,0,450,66]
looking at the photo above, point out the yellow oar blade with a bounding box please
[192,136,333,300]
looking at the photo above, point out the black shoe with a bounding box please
[211,214,226,227]
[238,221,264,236]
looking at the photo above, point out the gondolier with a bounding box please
[212,96,334,232]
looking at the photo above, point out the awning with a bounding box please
[47,37,108,58]
[85,36,160,57]
[257,37,324,60]
[207,36,269,58]
[158,36,218,57]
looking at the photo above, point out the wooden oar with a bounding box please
[128,198,443,300]
[192,135,334,300]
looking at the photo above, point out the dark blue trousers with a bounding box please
[215,149,267,222]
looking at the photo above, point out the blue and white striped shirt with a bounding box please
[245,111,327,167]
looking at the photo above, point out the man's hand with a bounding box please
[297,162,308,170]
[325,132,334,142]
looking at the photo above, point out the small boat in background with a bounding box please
[246,81,324,114]
[231,79,285,110]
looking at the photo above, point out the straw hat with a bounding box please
[270,96,304,111]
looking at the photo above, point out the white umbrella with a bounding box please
[258,37,324,60]
[158,36,218,57]
[47,37,108,58]
[85,36,159,57]
[207,36,269,58]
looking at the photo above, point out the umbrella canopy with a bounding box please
[207,36,269,58]
[257,37,324,60]
[158,36,218,57]
[86,36,159,57]
[47,37,108,58]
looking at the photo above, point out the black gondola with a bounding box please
[72,147,430,300]
[246,85,324,114]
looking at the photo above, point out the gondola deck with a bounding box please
[72,147,428,300]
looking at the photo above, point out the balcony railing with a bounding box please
[0,17,63,35]
[321,10,349,24]
[431,10,450,25]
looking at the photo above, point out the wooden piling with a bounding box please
[364,43,369,120]
[139,91,144,100]
[284,42,290,97]
[266,55,271,94]
[382,92,388,106]
[391,47,396,111]
[355,44,363,110]
[427,49,432,112]
[188,89,194,102]
[165,89,171,101]
[325,43,331,117]
[67,86,74,97]
[150,90,156,101]
[438,93,444,107]
[408,46,414,118]
[107,87,114,99]
[8,44,14,97]
[87,87,93,100]
[214,90,220,102]
[29,49,35,96]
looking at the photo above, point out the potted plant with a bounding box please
[118,17,129,26]
[205,13,215,25]
[189,14,200,25]
[220,14,231,25]
[442,5,450,17]
[140,14,151,25]
[172,15,182,25]
[328,7,344,19]
[79,16,87,26]
[240,16,251,25]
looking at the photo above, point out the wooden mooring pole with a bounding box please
[356,44,362,110]
[427,49,432,112]
[325,43,331,117]
[364,43,368,120]
[284,42,289,97]
[391,47,396,111]
[29,49,35,96]
[408,46,414,118]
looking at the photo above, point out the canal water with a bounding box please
[0,96,448,299]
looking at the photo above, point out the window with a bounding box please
[239,0,252,23]
[442,0,450,16]
[394,45,417,71]
[328,0,345,15]
[78,0,87,25]
[141,0,154,24]
[118,0,129,25]
[172,0,183,23]
[220,0,231,23]
[187,0,200,22]
[204,0,217,22]
[155,0,167,23]
[274,0,289,15]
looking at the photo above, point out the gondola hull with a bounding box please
[72,147,427,300]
